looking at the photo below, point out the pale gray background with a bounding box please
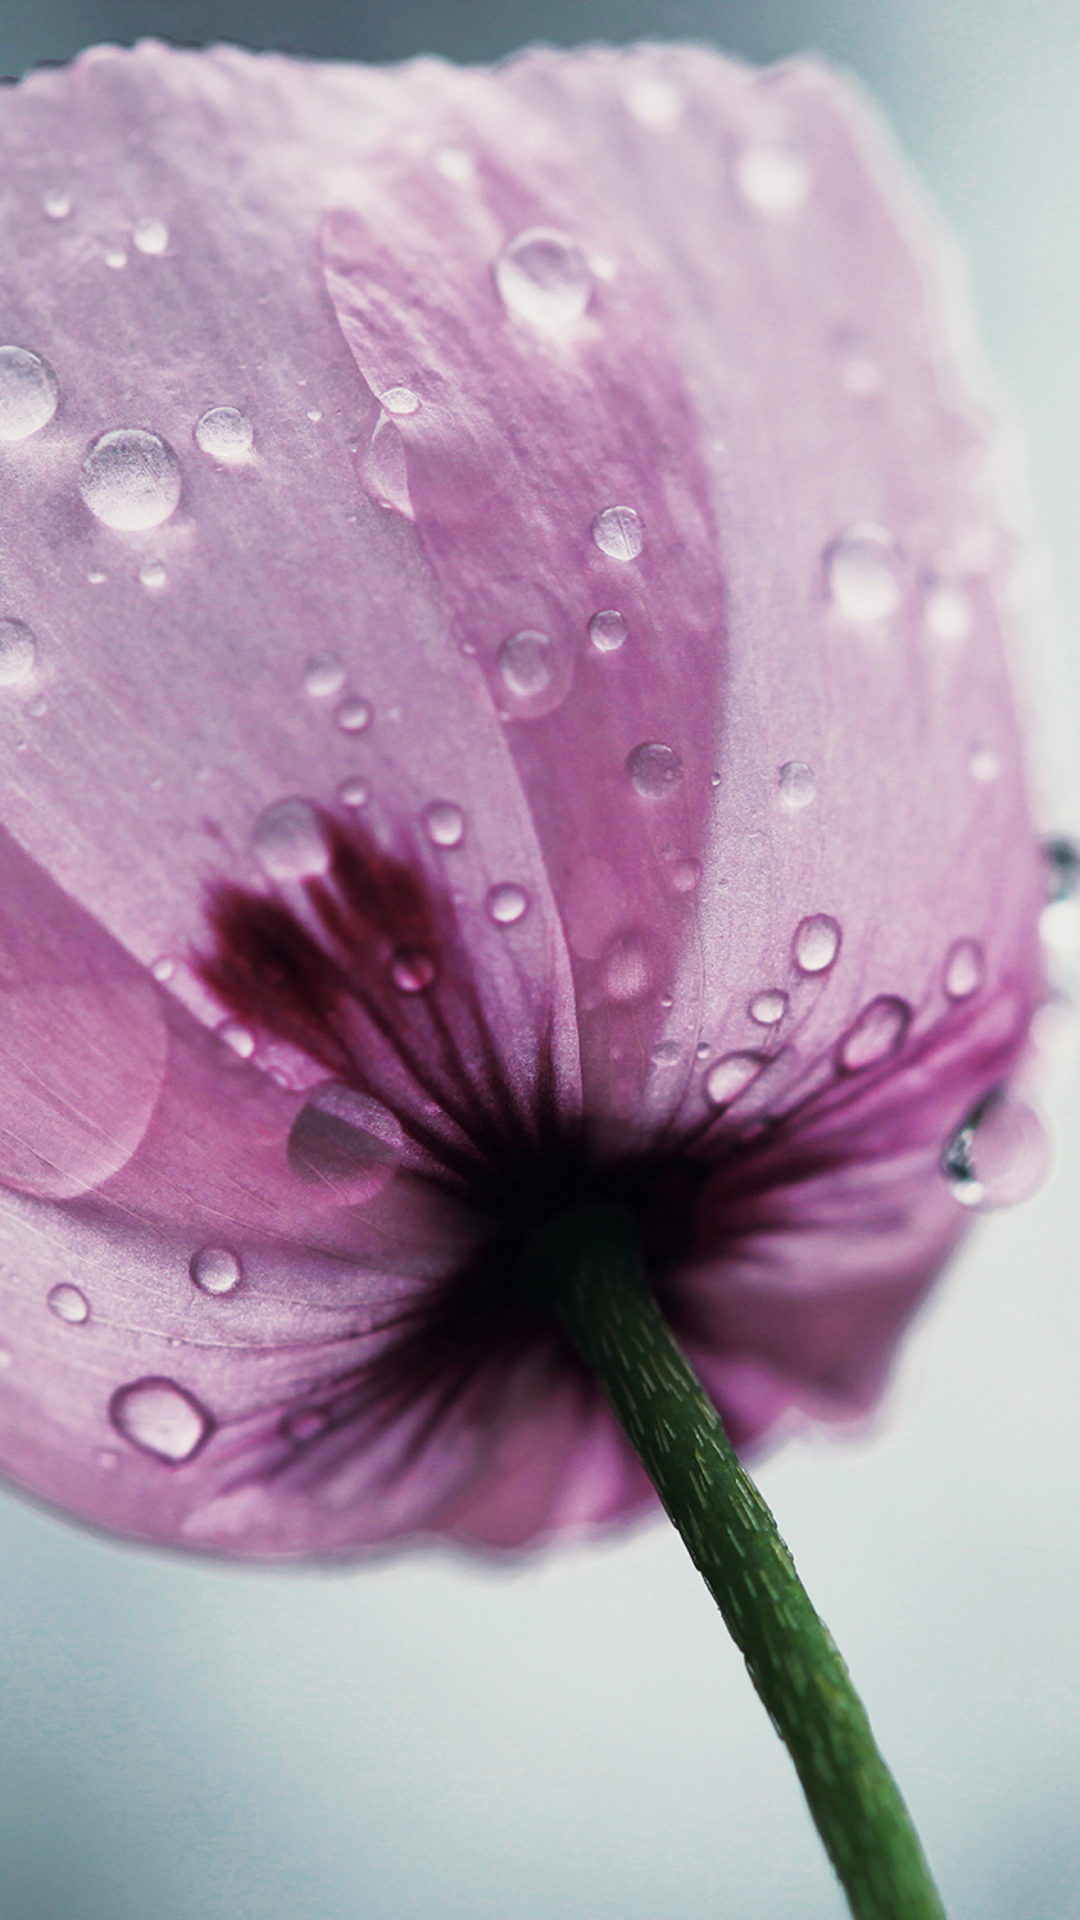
[2,4,1079,1917]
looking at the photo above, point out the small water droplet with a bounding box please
[826,525,902,622]
[750,989,788,1025]
[381,386,420,416]
[190,1245,242,1295]
[652,1038,681,1063]
[43,188,70,219]
[253,797,329,881]
[139,559,167,590]
[303,652,345,698]
[710,771,722,789]
[47,1282,89,1324]
[659,992,675,1011]
[151,954,177,983]
[219,1021,255,1059]
[838,995,911,1070]
[626,75,684,128]
[627,741,683,798]
[104,248,128,270]
[970,744,1001,783]
[306,407,323,423]
[588,608,628,653]
[336,696,372,734]
[0,617,37,687]
[433,145,475,185]
[487,882,529,925]
[695,1041,711,1061]
[495,227,592,331]
[498,629,553,699]
[736,143,810,214]
[778,761,816,809]
[288,1084,403,1196]
[0,345,59,442]
[592,505,644,561]
[80,427,181,531]
[391,947,437,993]
[944,939,984,1001]
[706,1051,767,1109]
[87,569,107,585]
[943,1094,1049,1210]
[195,405,254,463]
[423,800,465,848]
[925,581,972,642]
[338,776,370,809]
[793,913,841,974]
[669,858,701,894]
[111,1377,212,1463]
[133,215,168,255]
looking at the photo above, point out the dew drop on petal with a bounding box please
[219,1020,255,1058]
[627,741,684,798]
[336,696,373,734]
[423,800,465,848]
[195,405,254,462]
[47,1282,89,1324]
[0,345,59,442]
[588,608,628,653]
[943,1095,1049,1211]
[190,1245,242,1296]
[381,386,420,416]
[925,581,972,642]
[43,188,70,219]
[104,249,127,270]
[133,215,169,255]
[736,143,810,213]
[626,75,684,128]
[151,955,177,983]
[778,761,816,809]
[252,798,329,881]
[793,913,841,974]
[0,618,37,687]
[110,1377,212,1463]
[139,560,167,590]
[391,947,437,993]
[750,989,788,1025]
[826,525,902,621]
[495,227,592,331]
[80,428,181,530]
[669,858,702,893]
[706,1050,767,1109]
[487,883,529,925]
[838,995,911,1070]
[498,629,553,699]
[303,652,346,698]
[338,776,369,809]
[970,744,1001,783]
[592,505,644,561]
[695,1041,711,1061]
[944,939,984,1001]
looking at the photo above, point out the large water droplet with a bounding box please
[303,653,345,699]
[924,581,972,642]
[381,386,420,416]
[80,427,181,530]
[495,227,592,331]
[706,1051,767,1109]
[47,1282,89,1324]
[336,695,372,734]
[361,413,412,517]
[195,406,254,463]
[111,1377,212,1463]
[190,1245,242,1296]
[0,618,37,687]
[288,1084,403,1199]
[592,505,644,561]
[778,761,816,809]
[423,800,465,849]
[736,143,810,213]
[487,883,529,926]
[944,939,984,1001]
[943,1094,1049,1211]
[0,345,59,442]
[253,798,329,881]
[838,995,911,1070]
[588,608,628,653]
[391,947,436,994]
[627,741,683,798]
[826,525,902,621]
[750,989,788,1026]
[133,215,169,255]
[793,913,841,973]
[498,629,554,700]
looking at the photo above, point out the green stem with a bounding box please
[519,1203,946,1920]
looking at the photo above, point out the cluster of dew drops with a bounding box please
[0,109,1068,1471]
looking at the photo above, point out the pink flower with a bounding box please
[0,40,1045,1558]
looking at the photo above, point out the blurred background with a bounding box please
[2,3,1079,1917]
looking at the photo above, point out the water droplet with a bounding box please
[0,345,59,442]
[659,993,674,1010]
[627,741,683,797]
[652,1038,681,1063]
[133,215,168,255]
[423,800,465,848]
[104,249,128,270]
[303,652,345,698]
[495,227,592,331]
[838,995,911,1070]
[80,427,181,531]
[288,1084,403,1197]
[944,939,984,1001]
[381,386,420,416]
[219,1021,255,1058]
[433,145,475,185]
[826,525,902,621]
[710,771,722,789]
[361,413,412,517]
[487,883,529,925]
[195,405,254,463]
[87,569,107,586]
[336,696,372,735]
[391,947,436,993]
[43,188,70,219]
[588,608,628,653]
[925,581,972,642]
[793,913,841,973]
[139,559,167,590]
[190,1245,242,1295]
[110,1377,212,1463]
[706,1051,767,1109]
[0,618,37,687]
[750,989,788,1025]
[47,1282,89,1324]
[736,143,810,214]
[306,407,323,423]
[778,761,816,809]
[970,744,1001,783]
[253,797,329,881]
[498,629,553,699]
[626,75,683,128]
[669,858,701,893]
[338,776,370,809]
[592,505,644,562]
[943,1094,1049,1210]
[151,954,177,983]
[695,1041,711,1061]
